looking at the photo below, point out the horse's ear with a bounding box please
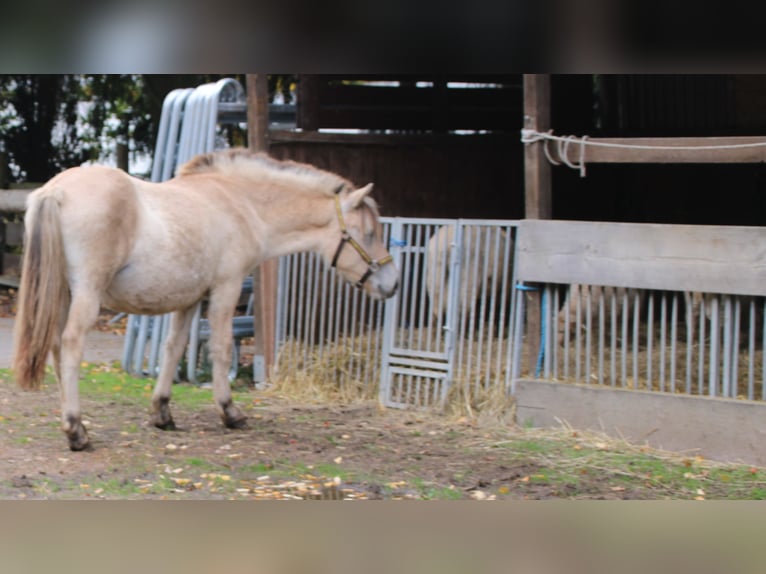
[346,183,373,209]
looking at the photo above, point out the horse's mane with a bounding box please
[177,149,351,197]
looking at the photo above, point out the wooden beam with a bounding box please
[556,136,766,164]
[0,189,32,212]
[516,219,766,296]
[523,75,552,219]
[247,74,270,151]
[246,74,278,384]
[522,75,551,372]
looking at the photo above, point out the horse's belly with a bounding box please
[103,268,207,314]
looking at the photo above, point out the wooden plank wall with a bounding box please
[269,134,524,220]
[515,219,766,296]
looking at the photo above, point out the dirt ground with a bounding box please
[1,286,764,500]
[0,372,580,500]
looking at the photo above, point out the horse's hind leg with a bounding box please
[207,281,248,429]
[58,291,100,451]
[150,306,197,430]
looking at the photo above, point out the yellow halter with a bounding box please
[331,193,394,288]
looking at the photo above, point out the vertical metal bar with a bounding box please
[423,225,436,354]
[464,226,481,389]
[315,258,330,365]
[621,290,628,388]
[597,287,605,386]
[476,228,491,388]
[133,315,151,374]
[504,225,520,392]
[610,289,617,386]
[748,298,756,401]
[659,292,667,392]
[348,282,361,387]
[510,281,526,391]
[378,218,400,406]
[731,297,741,397]
[563,285,571,379]
[709,296,720,397]
[551,286,560,380]
[273,257,287,363]
[454,224,470,384]
[585,286,592,384]
[403,224,416,348]
[484,228,502,388]
[404,226,420,351]
[575,285,582,381]
[697,295,706,395]
[632,290,640,390]
[542,284,553,379]
[762,298,766,401]
[437,224,452,355]
[303,253,318,368]
[684,292,694,394]
[325,259,338,367]
[283,255,297,376]
[646,292,654,390]
[412,225,427,352]
[670,292,678,394]
[292,253,306,371]
[495,226,513,385]
[722,295,732,398]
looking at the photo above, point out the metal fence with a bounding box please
[272,220,393,396]
[273,217,766,413]
[521,285,766,401]
[512,219,766,405]
[380,219,519,409]
[273,217,521,409]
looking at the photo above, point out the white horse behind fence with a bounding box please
[425,225,513,329]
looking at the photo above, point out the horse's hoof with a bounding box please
[66,427,91,451]
[150,414,177,431]
[223,415,248,430]
[150,397,176,430]
[221,402,248,429]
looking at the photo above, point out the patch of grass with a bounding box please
[90,477,144,497]
[75,363,251,410]
[411,478,462,500]
[489,427,766,499]
[184,457,225,472]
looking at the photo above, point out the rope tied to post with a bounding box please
[521,128,766,178]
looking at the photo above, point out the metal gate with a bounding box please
[379,219,519,409]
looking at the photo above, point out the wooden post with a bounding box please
[116,141,129,172]
[0,147,8,189]
[522,75,552,372]
[523,74,552,219]
[246,74,278,384]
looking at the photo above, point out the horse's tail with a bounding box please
[13,191,68,391]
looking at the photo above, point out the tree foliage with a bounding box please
[0,74,226,182]
[0,74,295,183]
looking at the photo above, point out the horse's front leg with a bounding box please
[58,292,100,451]
[207,282,248,429]
[150,306,197,430]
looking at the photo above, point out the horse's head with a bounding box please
[328,183,399,300]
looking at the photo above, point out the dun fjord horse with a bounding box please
[13,149,399,451]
